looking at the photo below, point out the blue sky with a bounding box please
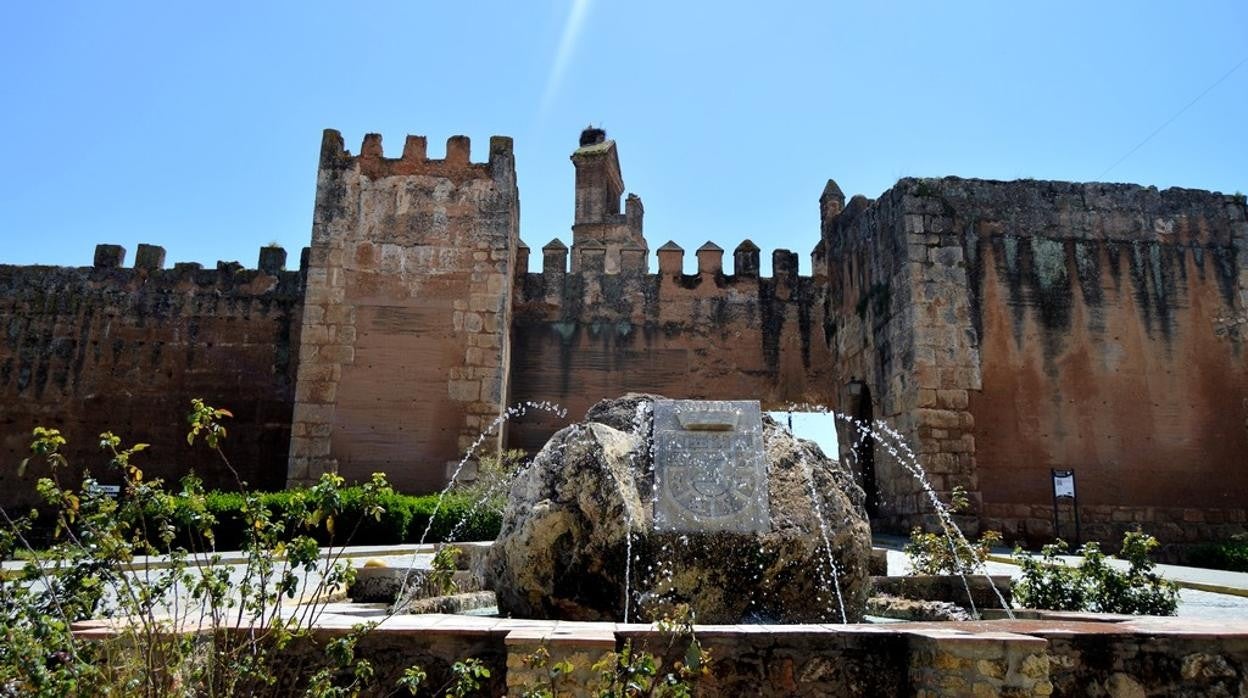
[1,2,1245,272]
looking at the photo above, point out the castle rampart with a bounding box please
[0,244,304,505]
[507,235,837,452]
[1,127,1244,545]
[821,176,1248,542]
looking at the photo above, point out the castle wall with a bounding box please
[4,125,1244,545]
[506,243,838,452]
[0,246,303,507]
[876,177,1248,543]
[951,180,1246,543]
[286,131,519,492]
[822,186,980,531]
[824,178,1248,544]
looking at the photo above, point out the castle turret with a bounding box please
[570,128,647,273]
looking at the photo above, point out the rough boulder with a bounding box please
[487,394,873,623]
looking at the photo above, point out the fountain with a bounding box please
[269,395,1217,696]
[214,395,1220,695]
[485,394,873,623]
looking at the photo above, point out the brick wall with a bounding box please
[286,131,519,492]
[0,245,303,507]
[890,177,1248,543]
[953,179,1247,544]
[505,239,838,453]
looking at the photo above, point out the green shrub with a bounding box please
[1014,531,1180,616]
[2,405,405,696]
[904,527,1002,575]
[408,493,503,544]
[1185,537,1248,573]
[168,488,501,551]
[903,485,1002,575]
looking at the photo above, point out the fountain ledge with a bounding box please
[73,613,1248,695]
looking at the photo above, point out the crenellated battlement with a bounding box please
[91,242,302,276]
[318,129,513,182]
[2,243,306,297]
[0,244,305,502]
[515,237,823,285]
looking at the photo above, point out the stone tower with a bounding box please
[286,130,520,491]
[569,128,648,273]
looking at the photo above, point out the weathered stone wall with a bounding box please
[1038,623,1248,697]
[823,176,1247,542]
[5,127,1244,542]
[821,181,980,532]
[868,177,1248,543]
[0,245,303,507]
[954,179,1245,543]
[286,131,520,492]
[80,612,1248,697]
[505,242,839,452]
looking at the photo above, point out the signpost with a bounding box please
[1050,469,1080,543]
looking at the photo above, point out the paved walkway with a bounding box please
[2,543,436,577]
[11,537,1248,620]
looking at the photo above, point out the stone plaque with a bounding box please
[652,399,769,533]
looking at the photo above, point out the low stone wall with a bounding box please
[298,613,1248,696]
[983,502,1248,549]
[872,574,1014,610]
[77,612,1248,696]
[1038,618,1248,697]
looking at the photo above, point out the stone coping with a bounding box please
[72,610,1248,644]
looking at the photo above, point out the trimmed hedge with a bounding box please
[1185,541,1248,573]
[172,488,501,552]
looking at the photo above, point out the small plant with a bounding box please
[0,400,427,696]
[591,603,711,698]
[1012,540,1086,611]
[396,665,429,694]
[454,448,529,513]
[429,544,463,596]
[905,527,1002,575]
[516,645,577,698]
[394,655,491,697]
[1014,531,1179,616]
[512,608,711,697]
[1186,535,1248,573]
[904,485,1003,575]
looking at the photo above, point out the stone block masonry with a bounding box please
[2,127,1244,545]
[507,239,839,453]
[0,245,304,507]
[286,130,520,492]
[226,613,1248,697]
[822,176,1248,543]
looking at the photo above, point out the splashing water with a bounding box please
[394,400,568,607]
[388,395,1012,624]
[618,400,653,622]
[779,402,1014,620]
[791,441,849,623]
